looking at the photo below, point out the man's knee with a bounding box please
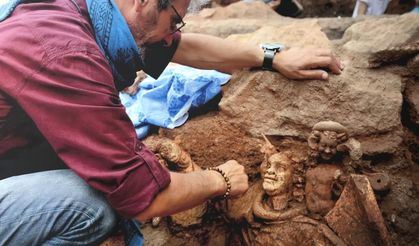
[51,192,118,244]
[0,170,118,245]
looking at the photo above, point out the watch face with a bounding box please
[261,43,284,51]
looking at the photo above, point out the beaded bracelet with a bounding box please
[206,167,232,198]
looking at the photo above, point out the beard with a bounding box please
[135,30,154,47]
[130,9,160,48]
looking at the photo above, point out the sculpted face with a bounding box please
[318,131,338,160]
[262,154,293,196]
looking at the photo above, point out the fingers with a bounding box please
[311,50,343,75]
[274,47,344,80]
[218,160,249,197]
[328,55,344,74]
[307,56,333,69]
[315,49,333,57]
[298,69,329,80]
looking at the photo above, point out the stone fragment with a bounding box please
[170,205,207,227]
[194,1,281,20]
[220,66,402,155]
[183,1,293,38]
[407,54,419,75]
[325,174,391,246]
[318,17,363,40]
[183,18,267,38]
[254,216,335,246]
[298,0,355,18]
[364,172,391,192]
[142,223,201,246]
[226,20,331,49]
[341,13,419,68]
[404,79,419,126]
[143,136,207,227]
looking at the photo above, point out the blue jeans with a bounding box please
[0,170,117,245]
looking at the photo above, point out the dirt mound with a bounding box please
[104,4,419,246]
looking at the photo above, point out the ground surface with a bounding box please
[102,2,418,245]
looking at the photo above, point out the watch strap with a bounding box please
[262,49,275,70]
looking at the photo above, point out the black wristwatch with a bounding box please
[261,43,285,70]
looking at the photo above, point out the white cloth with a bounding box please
[352,0,391,17]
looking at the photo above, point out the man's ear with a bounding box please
[135,0,148,12]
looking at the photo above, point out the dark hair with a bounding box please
[157,0,170,11]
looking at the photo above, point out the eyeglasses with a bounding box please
[169,3,186,34]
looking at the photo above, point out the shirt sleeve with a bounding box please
[141,32,181,79]
[15,46,171,218]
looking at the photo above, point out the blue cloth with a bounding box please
[120,65,231,139]
[86,0,142,89]
[0,0,23,21]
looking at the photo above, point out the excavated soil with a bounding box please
[102,2,418,245]
[146,105,419,246]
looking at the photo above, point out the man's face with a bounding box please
[261,154,292,196]
[128,0,189,47]
[318,131,338,160]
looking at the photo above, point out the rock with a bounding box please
[298,0,356,18]
[318,17,365,40]
[183,18,268,38]
[183,2,296,38]
[206,224,229,246]
[385,0,416,15]
[404,79,419,126]
[219,65,402,155]
[254,216,336,246]
[183,2,293,38]
[377,174,419,245]
[170,204,207,227]
[358,132,403,156]
[407,53,419,76]
[100,234,124,246]
[369,42,419,70]
[325,174,391,246]
[212,0,240,6]
[226,20,331,49]
[341,13,419,68]
[194,1,281,20]
[142,222,201,246]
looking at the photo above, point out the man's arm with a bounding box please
[172,33,343,80]
[172,33,264,74]
[136,160,248,221]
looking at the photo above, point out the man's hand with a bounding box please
[173,34,344,80]
[122,70,147,95]
[268,0,282,9]
[136,160,249,221]
[214,160,249,198]
[273,47,344,80]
